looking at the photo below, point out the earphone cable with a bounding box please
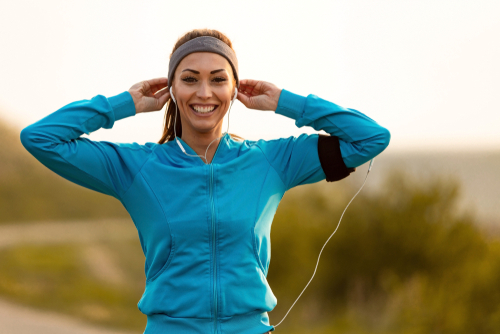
[173,98,235,164]
[272,164,372,328]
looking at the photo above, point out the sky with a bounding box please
[1,0,499,153]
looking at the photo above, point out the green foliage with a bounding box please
[267,168,499,333]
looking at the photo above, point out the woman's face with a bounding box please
[171,52,236,136]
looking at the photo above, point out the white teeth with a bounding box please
[192,105,216,113]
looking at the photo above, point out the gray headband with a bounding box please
[168,36,239,89]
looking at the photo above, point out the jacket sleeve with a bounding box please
[256,89,391,190]
[19,91,153,201]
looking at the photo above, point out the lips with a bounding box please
[190,104,219,116]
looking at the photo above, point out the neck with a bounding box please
[180,125,225,161]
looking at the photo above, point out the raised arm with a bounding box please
[20,78,171,200]
[274,89,391,169]
[237,80,391,190]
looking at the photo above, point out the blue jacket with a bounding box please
[20,88,390,334]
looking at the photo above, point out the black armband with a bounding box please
[317,134,356,182]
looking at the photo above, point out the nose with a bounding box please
[196,81,212,100]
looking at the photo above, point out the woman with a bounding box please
[20,29,391,334]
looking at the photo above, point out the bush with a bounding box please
[268,168,499,333]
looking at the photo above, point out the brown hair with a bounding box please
[158,28,244,144]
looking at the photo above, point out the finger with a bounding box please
[239,84,256,97]
[239,83,254,91]
[237,85,249,94]
[237,89,253,100]
[151,82,169,95]
[236,90,251,107]
[146,77,168,86]
[240,80,265,96]
[154,87,169,98]
[157,89,170,107]
[147,77,169,93]
[239,79,259,88]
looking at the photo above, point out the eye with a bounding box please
[181,76,197,83]
[213,76,227,83]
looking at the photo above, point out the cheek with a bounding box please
[177,90,191,102]
[217,88,233,102]
[177,93,193,112]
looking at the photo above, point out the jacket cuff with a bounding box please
[275,89,307,120]
[107,91,136,121]
[317,134,356,182]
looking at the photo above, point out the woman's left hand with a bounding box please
[237,79,282,112]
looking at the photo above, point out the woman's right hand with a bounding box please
[128,77,170,114]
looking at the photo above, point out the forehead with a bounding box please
[176,52,233,75]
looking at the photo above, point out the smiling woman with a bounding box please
[20,27,391,334]
[158,29,244,150]
[169,52,237,163]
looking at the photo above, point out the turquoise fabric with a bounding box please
[20,88,390,334]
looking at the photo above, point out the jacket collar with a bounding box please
[162,133,234,166]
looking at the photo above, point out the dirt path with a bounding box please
[0,298,134,334]
[0,219,139,334]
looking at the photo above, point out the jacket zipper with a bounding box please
[209,135,223,334]
[210,165,217,333]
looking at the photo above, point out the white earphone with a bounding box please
[232,87,238,103]
[169,86,176,103]
[169,86,238,163]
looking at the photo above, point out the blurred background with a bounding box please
[1,0,499,333]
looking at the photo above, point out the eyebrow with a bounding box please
[181,69,226,74]
[210,69,225,74]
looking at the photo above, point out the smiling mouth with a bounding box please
[190,105,219,114]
